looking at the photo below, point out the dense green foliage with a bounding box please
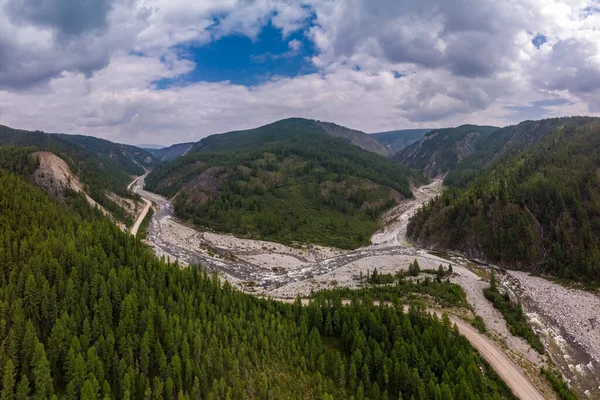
[367,269,397,285]
[146,119,425,249]
[57,134,156,175]
[483,273,544,354]
[335,271,469,309]
[471,316,487,334]
[540,368,578,400]
[0,164,514,399]
[408,117,600,282]
[395,125,499,178]
[0,125,135,195]
[0,147,40,175]
[443,118,583,188]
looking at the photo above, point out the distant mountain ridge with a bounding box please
[315,120,392,157]
[191,117,391,157]
[148,142,195,162]
[394,125,499,179]
[56,134,157,175]
[370,129,431,153]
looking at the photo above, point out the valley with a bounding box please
[133,173,600,399]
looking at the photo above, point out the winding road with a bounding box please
[128,173,152,236]
[130,175,546,400]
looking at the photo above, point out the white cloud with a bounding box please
[0,0,599,144]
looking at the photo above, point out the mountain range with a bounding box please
[2,115,600,283]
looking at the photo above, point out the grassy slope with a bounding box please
[147,118,426,249]
[408,117,600,282]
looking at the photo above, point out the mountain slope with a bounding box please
[315,120,391,157]
[394,125,499,178]
[408,117,600,282]
[371,129,431,153]
[57,134,156,175]
[0,125,148,226]
[0,125,137,194]
[150,142,195,162]
[192,118,391,156]
[0,153,514,400]
[146,118,426,248]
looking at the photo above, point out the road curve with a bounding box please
[129,174,152,236]
[442,313,544,400]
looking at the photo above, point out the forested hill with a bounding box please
[57,134,157,175]
[408,117,600,283]
[190,118,390,156]
[0,150,514,399]
[0,125,141,195]
[394,125,499,179]
[146,118,427,249]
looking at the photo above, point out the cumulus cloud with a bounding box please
[5,0,116,37]
[0,0,599,144]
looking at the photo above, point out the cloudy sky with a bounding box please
[0,0,599,145]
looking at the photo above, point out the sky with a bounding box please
[0,0,599,145]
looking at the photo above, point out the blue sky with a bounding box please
[156,23,317,89]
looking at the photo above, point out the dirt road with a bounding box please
[444,313,545,400]
[129,173,152,236]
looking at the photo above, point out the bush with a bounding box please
[471,315,487,333]
[483,285,544,354]
[541,368,578,400]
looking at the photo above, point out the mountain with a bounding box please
[407,116,600,282]
[146,118,426,249]
[0,124,146,225]
[0,125,141,193]
[191,118,391,157]
[394,125,499,179]
[370,129,431,153]
[315,120,392,157]
[56,134,157,175]
[149,142,195,162]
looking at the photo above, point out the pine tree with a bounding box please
[31,343,53,400]
[2,359,16,400]
[15,375,30,400]
[81,380,98,400]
